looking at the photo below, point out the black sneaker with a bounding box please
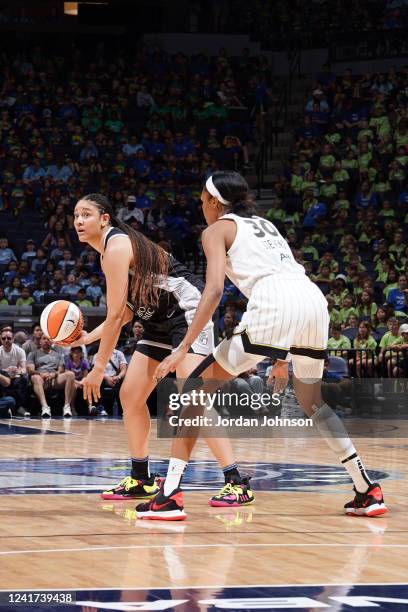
[136,482,187,521]
[344,483,388,517]
[209,476,254,507]
[101,475,161,500]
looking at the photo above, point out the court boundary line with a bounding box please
[0,420,83,435]
[1,542,408,557]
[1,529,406,539]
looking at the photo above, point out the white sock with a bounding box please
[312,404,372,493]
[341,452,372,494]
[163,458,187,496]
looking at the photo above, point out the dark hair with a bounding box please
[357,321,371,341]
[207,171,257,218]
[81,194,169,309]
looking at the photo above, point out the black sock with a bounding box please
[223,463,240,483]
[131,457,150,480]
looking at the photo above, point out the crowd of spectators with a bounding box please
[2,39,408,420]
[255,63,408,377]
[0,319,145,418]
[0,41,273,308]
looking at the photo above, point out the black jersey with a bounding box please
[103,227,213,359]
[103,226,204,324]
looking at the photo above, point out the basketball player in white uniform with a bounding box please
[136,171,387,520]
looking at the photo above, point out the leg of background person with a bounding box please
[0,395,15,417]
[230,377,252,395]
[72,380,81,410]
[99,387,115,414]
[119,351,158,476]
[57,371,76,406]
[11,375,29,408]
[30,374,47,408]
[247,374,264,394]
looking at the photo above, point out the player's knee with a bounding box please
[66,371,75,380]
[118,384,129,405]
[292,355,324,383]
[119,383,145,408]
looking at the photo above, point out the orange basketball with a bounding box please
[40,300,83,343]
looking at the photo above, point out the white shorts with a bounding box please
[213,274,329,376]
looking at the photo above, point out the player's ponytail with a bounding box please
[208,171,257,218]
[81,193,169,309]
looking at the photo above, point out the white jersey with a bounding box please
[213,213,329,376]
[221,213,305,298]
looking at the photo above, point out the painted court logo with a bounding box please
[0,459,390,495]
[0,585,407,610]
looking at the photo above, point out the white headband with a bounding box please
[206,175,230,205]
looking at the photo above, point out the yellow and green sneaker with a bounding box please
[101,475,161,500]
[209,477,254,507]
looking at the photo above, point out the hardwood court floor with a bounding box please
[0,418,406,592]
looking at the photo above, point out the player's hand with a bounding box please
[267,360,289,394]
[154,346,189,381]
[82,367,103,404]
[54,330,89,348]
[52,330,88,348]
[70,330,89,347]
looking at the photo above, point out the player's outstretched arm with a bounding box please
[82,237,132,403]
[154,223,227,380]
[68,307,133,348]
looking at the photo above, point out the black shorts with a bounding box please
[134,314,214,362]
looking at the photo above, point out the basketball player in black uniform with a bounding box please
[70,193,252,513]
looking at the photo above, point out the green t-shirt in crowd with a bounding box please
[333,169,349,183]
[301,245,319,261]
[329,309,342,325]
[16,297,35,306]
[320,183,337,198]
[357,303,377,320]
[395,131,408,147]
[374,181,391,194]
[327,336,352,350]
[379,332,404,349]
[77,299,93,308]
[357,128,374,141]
[325,132,341,145]
[320,154,336,167]
[354,336,377,351]
[342,158,358,170]
[338,306,358,324]
[379,208,395,218]
[266,208,286,223]
[389,244,405,257]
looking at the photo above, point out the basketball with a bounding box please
[40,300,83,344]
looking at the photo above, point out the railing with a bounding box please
[255,141,266,198]
[327,348,408,379]
[266,44,301,164]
